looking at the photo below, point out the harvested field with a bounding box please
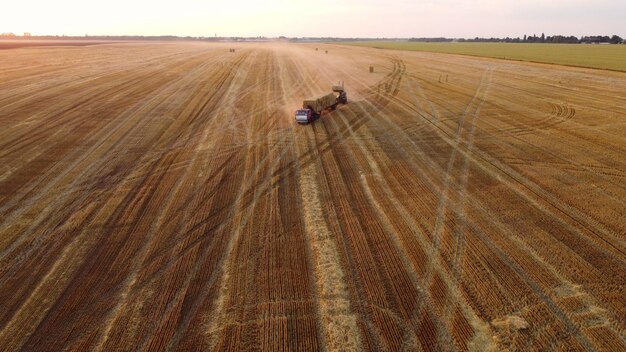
[0,40,117,50]
[1,42,625,351]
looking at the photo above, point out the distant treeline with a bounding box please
[0,33,274,42]
[409,34,624,44]
[0,34,399,43]
[286,37,387,42]
[1,33,624,44]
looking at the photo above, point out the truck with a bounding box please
[295,83,348,124]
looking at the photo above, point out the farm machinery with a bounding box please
[295,82,348,124]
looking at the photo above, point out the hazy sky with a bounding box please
[2,0,625,37]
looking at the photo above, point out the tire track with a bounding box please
[315,55,495,350]
[387,68,626,258]
[382,73,615,350]
[334,55,608,350]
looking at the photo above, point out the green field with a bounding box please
[343,41,626,71]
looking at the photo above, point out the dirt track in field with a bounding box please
[1,42,625,351]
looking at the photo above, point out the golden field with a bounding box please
[1,42,625,351]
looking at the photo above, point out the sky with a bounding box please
[2,0,625,38]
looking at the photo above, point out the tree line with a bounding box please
[409,34,624,44]
[0,33,274,42]
[1,33,623,44]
